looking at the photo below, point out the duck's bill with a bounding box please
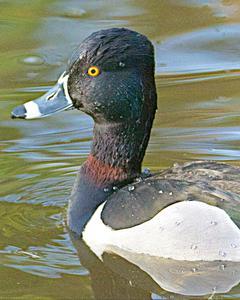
[11,72,73,119]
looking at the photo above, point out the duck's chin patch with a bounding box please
[11,72,74,119]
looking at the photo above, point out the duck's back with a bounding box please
[162,161,240,195]
[101,161,240,230]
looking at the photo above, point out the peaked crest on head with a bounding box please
[67,28,155,71]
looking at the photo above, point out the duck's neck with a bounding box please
[85,121,150,184]
[67,119,153,235]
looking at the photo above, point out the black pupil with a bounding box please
[91,69,96,74]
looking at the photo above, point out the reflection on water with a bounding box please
[1,0,240,298]
[72,237,240,299]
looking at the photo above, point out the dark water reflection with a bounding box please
[1,0,240,298]
[72,237,240,299]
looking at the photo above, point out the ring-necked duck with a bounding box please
[12,28,240,261]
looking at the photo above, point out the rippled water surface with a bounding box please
[1,0,240,299]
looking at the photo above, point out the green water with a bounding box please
[1,0,240,298]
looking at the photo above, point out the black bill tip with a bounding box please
[11,105,27,119]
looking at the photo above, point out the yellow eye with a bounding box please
[87,66,100,77]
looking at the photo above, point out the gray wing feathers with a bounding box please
[101,161,240,230]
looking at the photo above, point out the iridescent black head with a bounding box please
[67,28,157,123]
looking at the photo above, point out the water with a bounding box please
[1,0,240,298]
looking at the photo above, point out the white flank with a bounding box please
[24,101,42,119]
[83,201,240,261]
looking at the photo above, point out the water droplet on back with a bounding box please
[175,221,182,226]
[190,244,198,250]
[210,221,218,226]
[128,186,135,192]
[219,250,227,257]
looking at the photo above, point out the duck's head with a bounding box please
[11,28,157,126]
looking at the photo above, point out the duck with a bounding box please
[11,28,240,261]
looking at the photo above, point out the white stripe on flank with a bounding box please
[83,201,240,261]
[24,101,42,119]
